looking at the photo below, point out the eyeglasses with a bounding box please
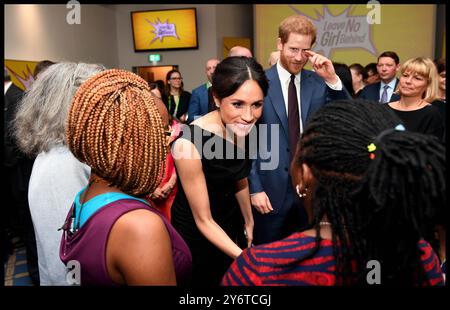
[286,47,311,56]
[170,77,183,80]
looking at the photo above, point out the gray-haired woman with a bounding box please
[13,62,105,285]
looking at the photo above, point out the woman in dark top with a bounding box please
[349,63,367,97]
[432,58,446,272]
[431,58,446,144]
[434,58,446,103]
[387,57,444,140]
[333,62,354,97]
[165,69,191,123]
[171,57,268,286]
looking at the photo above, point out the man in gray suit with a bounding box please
[249,15,350,245]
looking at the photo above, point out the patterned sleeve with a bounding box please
[221,248,260,286]
[418,239,445,286]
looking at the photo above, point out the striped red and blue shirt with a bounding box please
[221,231,444,286]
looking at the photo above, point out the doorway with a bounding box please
[133,65,178,86]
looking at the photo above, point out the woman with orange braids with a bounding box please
[60,69,192,286]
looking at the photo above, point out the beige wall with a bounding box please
[215,5,254,58]
[5,4,119,69]
[5,4,253,92]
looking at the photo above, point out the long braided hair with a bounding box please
[293,99,445,285]
[66,69,168,196]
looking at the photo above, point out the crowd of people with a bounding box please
[3,13,446,286]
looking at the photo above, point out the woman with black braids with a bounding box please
[222,99,445,286]
[60,69,192,285]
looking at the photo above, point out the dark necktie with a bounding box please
[288,75,300,158]
[380,85,389,103]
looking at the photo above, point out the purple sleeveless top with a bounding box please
[59,199,192,286]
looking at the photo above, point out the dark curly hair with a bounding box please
[291,99,445,285]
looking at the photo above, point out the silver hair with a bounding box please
[13,62,106,156]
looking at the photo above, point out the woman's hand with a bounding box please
[151,187,166,200]
[159,182,174,197]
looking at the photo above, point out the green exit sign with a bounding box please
[149,54,161,62]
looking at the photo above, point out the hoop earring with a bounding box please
[296,185,307,198]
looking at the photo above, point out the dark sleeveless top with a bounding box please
[171,124,251,240]
[170,124,252,285]
[60,194,192,286]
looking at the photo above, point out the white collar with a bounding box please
[381,78,397,89]
[277,60,301,84]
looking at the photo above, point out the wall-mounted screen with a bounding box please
[131,8,198,52]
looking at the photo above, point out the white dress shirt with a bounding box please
[276,60,343,133]
[379,78,397,102]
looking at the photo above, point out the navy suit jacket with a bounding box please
[358,79,400,103]
[187,83,209,124]
[248,65,350,213]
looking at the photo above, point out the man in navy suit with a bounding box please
[359,51,401,103]
[187,58,220,124]
[248,15,350,245]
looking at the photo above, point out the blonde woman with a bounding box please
[388,57,444,140]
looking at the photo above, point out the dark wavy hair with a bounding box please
[434,58,446,74]
[165,69,184,95]
[211,56,268,100]
[378,51,400,65]
[292,99,445,285]
[333,62,354,97]
[364,62,378,76]
[349,63,368,81]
